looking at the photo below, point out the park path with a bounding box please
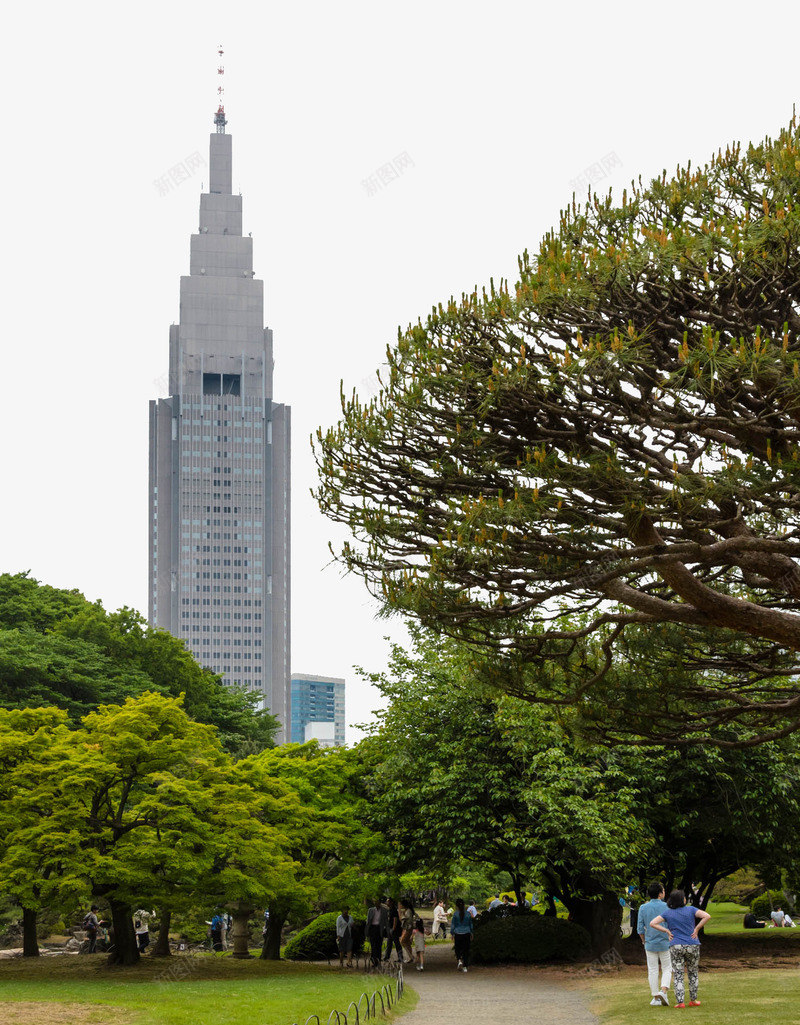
[396,941,599,1025]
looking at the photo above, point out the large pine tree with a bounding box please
[316,119,800,745]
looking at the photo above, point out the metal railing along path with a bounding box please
[289,963,404,1025]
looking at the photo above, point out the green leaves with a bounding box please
[357,630,648,898]
[314,118,800,746]
[0,572,280,754]
[356,629,800,913]
[0,694,379,926]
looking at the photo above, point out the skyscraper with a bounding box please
[290,675,346,747]
[148,103,290,738]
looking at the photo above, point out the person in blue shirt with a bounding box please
[450,898,474,973]
[210,912,223,952]
[637,882,671,1006]
[650,890,711,1008]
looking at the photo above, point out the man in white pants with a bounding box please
[432,900,449,939]
[637,882,672,1006]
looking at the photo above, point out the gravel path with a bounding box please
[398,942,599,1025]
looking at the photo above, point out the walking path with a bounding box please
[397,942,599,1025]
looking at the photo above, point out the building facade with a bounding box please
[149,115,291,738]
[290,675,346,747]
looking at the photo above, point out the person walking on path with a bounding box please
[336,907,355,967]
[637,881,672,1006]
[650,890,710,1008]
[82,905,100,954]
[413,916,426,971]
[432,900,449,939]
[450,898,474,973]
[384,897,403,961]
[367,897,389,968]
[399,899,415,964]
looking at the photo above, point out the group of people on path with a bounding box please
[361,897,421,969]
[345,896,478,973]
[637,883,710,1008]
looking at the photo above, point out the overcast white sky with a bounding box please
[3,0,799,740]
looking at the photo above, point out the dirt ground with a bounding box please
[4,1004,126,1025]
[614,934,800,973]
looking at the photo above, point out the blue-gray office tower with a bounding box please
[290,675,346,747]
[148,107,291,739]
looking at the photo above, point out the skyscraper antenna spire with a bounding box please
[214,45,227,133]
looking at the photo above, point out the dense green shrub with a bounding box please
[283,912,366,960]
[751,891,795,917]
[471,911,592,964]
[713,869,763,906]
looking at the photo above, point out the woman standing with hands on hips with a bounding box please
[650,890,711,1009]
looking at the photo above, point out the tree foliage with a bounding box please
[0,575,386,965]
[638,734,800,907]
[0,573,279,754]
[0,693,296,963]
[235,743,385,958]
[316,119,800,744]
[356,630,800,950]
[357,630,648,952]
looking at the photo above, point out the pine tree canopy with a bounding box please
[316,118,800,746]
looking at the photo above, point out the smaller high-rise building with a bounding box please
[290,674,345,747]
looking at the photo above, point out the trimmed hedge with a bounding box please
[471,910,592,964]
[283,912,366,960]
[751,891,795,918]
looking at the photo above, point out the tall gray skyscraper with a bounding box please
[148,106,291,738]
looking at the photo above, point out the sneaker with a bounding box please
[658,992,670,1006]
[416,965,423,971]
[650,998,661,1006]
[688,1001,701,1007]
[462,966,468,973]
[674,1004,685,1010]
[457,959,463,970]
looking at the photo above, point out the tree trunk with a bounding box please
[229,902,255,959]
[543,892,558,917]
[107,898,140,966]
[511,872,524,906]
[568,891,623,959]
[260,909,286,960]
[22,907,39,957]
[151,907,171,957]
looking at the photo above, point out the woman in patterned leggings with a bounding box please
[650,890,711,1008]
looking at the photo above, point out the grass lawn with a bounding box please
[704,902,755,934]
[703,901,800,939]
[592,967,797,1023]
[0,952,417,1025]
